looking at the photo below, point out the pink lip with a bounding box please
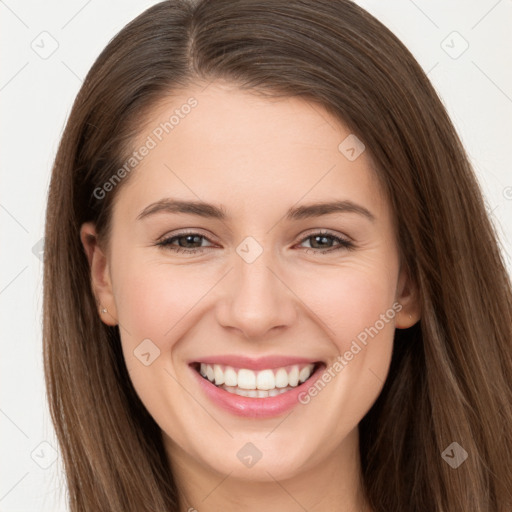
[190,362,326,418]
[189,354,320,371]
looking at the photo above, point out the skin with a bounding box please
[81,80,420,512]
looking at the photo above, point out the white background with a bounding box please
[1,1,511,510]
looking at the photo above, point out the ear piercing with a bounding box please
[99,305,118,327]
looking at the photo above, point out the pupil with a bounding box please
[180,235,201,247]
[311,235,331,248]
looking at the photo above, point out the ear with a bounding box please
[80,222,118,326]
[394,263,421,329]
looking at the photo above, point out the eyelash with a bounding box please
[155,230,355,255]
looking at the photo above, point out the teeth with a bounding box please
[224,367,237,387]
[256,369,274,390]
[288,366,299,387]
[275,368,288,388]
[220,385,295,398]
[299,366,311,383]
[213,364,224,385]
[197,362,316,390]
[238,369,256,390]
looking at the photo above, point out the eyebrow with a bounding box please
[136,198,375,223]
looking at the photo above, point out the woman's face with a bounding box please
[82,81,418,483]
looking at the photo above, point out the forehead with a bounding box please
[113,81,387,224]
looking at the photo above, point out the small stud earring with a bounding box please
[101,307,107,314]
[408,314,412,319]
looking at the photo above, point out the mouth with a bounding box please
[190,361,324,399]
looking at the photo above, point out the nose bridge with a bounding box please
[216,236,297,338]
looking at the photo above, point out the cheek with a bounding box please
[111,259,205,435]
[112,256,208,346]
[300,260,398,347]
[295,260,398,414]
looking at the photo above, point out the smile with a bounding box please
[191,361,321,398]
[189,355,326,417]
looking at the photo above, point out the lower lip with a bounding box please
[190,363,326,418]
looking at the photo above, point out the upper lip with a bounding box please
[190,355,323,371]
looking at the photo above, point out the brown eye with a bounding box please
[156,232,215,254]
[166,234,204,248]
[298,231,354,254]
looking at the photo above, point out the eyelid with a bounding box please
[156,228,218,244]
[295,228,353,244]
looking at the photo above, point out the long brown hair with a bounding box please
[43,1,512,510]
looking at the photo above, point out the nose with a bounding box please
[215,245,298,340]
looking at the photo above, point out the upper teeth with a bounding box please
[199,363,315,390]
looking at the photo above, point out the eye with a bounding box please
[297,230,355,254]
[155,229,355,255]
[156,231,216,254]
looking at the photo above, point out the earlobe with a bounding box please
[79,222,118,326]
[395,265,421,329]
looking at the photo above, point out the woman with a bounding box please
[43,0,512,510]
